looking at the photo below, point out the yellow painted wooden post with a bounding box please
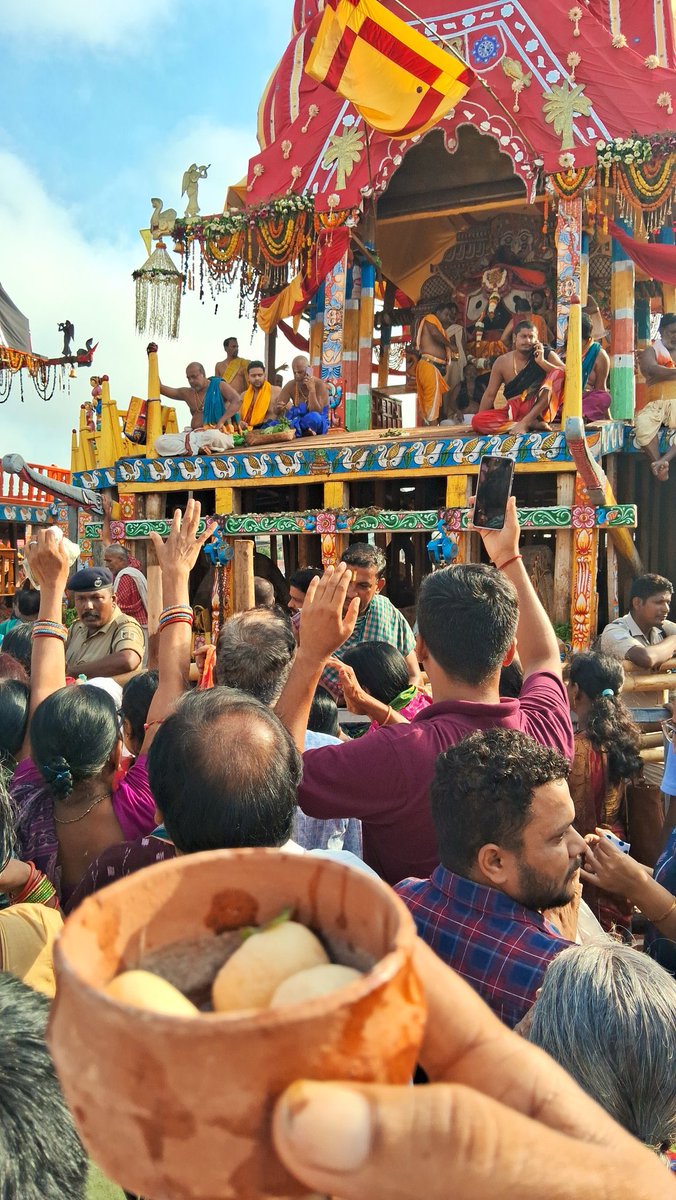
[98,376,125,468]
[561,299,582,423]
[146,346,163,458]
[445,474,469,564]
[323,481,349,564]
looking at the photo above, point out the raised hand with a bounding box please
[148,499,216,579]
[297,564,360,665]
[26,528,71,595]
[473,495,521,566]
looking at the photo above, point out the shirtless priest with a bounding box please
[277,356,330,436]
[149,345,242,456]
[472,321,565,435]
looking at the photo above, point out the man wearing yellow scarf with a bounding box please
[214,336,249,394]
[240,362,286,442]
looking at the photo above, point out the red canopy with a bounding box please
[609,221,676,286]
[248,0,676,211]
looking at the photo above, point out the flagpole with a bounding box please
[387,0,540,160]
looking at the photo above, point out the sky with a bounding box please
[0,0,299,468]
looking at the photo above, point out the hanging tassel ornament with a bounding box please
[133,240,183,339]
[542,193,549,234]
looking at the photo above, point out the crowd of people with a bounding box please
[0,498,674,1198]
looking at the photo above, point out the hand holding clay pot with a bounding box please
[49,848,425,1200]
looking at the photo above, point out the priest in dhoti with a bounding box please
[413,304,455,425]
[636,312,676,481]
[472,320,565,435]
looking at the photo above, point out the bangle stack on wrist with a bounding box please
[158,605,194,631]
[9,861,59,909]
[32,620,67,642]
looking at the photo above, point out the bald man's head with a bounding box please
[292,355,312,383]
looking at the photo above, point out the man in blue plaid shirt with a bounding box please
[396,727,587,1028]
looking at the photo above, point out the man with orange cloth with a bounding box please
[472,321,565,435]
[413,304,455,425]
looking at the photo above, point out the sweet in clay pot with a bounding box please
[49,847,426,1200]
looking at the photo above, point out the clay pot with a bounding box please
[49,847,426,1200]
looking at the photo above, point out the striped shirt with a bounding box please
[318,593,416,697]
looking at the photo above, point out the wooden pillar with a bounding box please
[635,296,651,414]
[555,196,582,351]
[561,299,582,423]
[264,328,277,382]
[579,230,589,306]
[322,254,348,428]
[309,284,325,373]
[445,474,470,564]
[658,225,676,312]
[232,541,255,613]
[342,267,360,428]
[98,377,125,469]
[570,475,600,652]
[604,456,619,623]
[322,481,349,566]
[354,256,375,431]
[378,279,396,389]
[609,216,636,419]
[553,474,574,626]
[144,491,166,669]
[146,345,163,460]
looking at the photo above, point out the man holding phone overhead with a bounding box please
[472,321,565,436]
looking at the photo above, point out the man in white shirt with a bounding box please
[599,575,676,784]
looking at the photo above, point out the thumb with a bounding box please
[272,1080,645,1200]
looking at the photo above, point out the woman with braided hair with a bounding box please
[567,651,643,934]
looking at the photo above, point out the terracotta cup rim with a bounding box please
[54,846,419,1029]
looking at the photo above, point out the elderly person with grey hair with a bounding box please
[528,941,676,1167]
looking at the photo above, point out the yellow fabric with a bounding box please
[220,356,250,383]
[377,217,461,300]
[256,275,305,333]
[241,380,272,427]
[306,0,472,138]
[0,904,63,998]
[415,357,443,424]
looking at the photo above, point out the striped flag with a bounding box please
[306,0,474,138]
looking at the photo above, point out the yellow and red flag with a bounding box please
[306,0,474,139]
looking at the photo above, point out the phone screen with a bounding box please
[471,455,515,530]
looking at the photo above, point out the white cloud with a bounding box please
[0,145,299,470]
[0,0,178,50]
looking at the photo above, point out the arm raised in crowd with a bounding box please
[272,941,667,1200]
[275,565,360,752]
[477,497,562,679]
[22,532,71,742]
[140,500,216,754]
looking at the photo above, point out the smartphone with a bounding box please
[471,454,515,531]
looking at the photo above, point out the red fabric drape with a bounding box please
[609,221,676,286]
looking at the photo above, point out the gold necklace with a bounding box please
[54,792,110,825]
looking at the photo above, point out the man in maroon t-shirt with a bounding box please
[275,500,574,885]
